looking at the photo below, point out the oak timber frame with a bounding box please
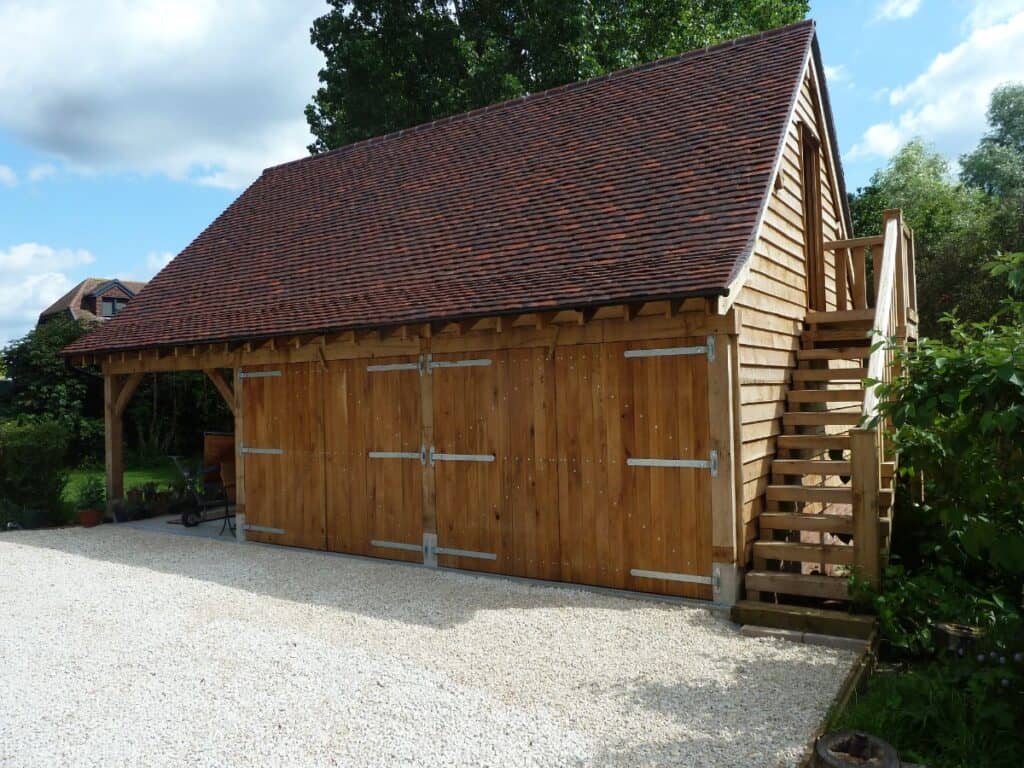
[82,297,748,604]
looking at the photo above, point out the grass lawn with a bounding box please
[63,457,183,504]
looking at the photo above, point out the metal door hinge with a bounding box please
[428,446,495,465]
[626,449,718,476]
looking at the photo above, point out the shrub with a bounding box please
[0,419,71,526]
[857,253,1024,655]
[838,657,1024,768]
[75,474,106,511]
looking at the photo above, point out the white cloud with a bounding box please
[875,0,922,21]
[27,163,57,182]
[145,252,174,272]
[824,64,848,84]
[0,272,78,347]
[0,242,94,273]
[0,243,96,347]
[964,0,1024,29]
[0,164,16,187]
[122,250,175,282]
[0,1,327,191]
[849,11,1024,161]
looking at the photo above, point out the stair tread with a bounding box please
[766,485,892,506]
[797,347,871,361]
[745,570,851,600]
[792,367,868,381]
[805,308,876,325]
[777,434,851,450]
[760,511,854,534]
[788,389,864,402]
[767,485,853,501]
[754,540,854,556]
[803,329,873,343]
[771,459,852,475]
[753,541,855,568]
[731,600,875,639]
[783,411,862,426]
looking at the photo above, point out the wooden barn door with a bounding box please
[240,363,326,549]
[430,352,504,572]
[323,356,424,563]
[430,349,560,579]
[555,338,712,598]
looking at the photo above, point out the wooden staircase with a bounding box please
[732,210,918,640]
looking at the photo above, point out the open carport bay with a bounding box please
[0,527,853,767]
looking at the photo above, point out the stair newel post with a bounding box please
[850,426,882,589]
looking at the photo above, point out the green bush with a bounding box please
[859,252,1024,656]
[0,419,71,526]
[74,474,106,510]
[838,658,1024,768]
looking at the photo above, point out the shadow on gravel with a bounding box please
[5,526,727,631]
[588,667,841,767]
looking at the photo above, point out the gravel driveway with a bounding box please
[0,527,853,767]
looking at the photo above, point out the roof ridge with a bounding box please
[267,18,815,174]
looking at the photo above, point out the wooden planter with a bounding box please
[77,508,103,528]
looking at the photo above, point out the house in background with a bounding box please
[38,278,146,326]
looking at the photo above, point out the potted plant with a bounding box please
[75,475,106,527]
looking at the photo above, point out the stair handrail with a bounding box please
[850,209,907,589]
[861,210,904,421]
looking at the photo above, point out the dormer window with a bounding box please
[101,298,129,317]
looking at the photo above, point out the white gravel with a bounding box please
[0,527,854,767]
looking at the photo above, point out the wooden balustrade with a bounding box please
[822,210,916,588]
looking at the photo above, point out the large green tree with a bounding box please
[849,84,1024,337]
[961,84,1024,253]
[849,141,996,336]
[0,318,102,461]
[306,0,809,152]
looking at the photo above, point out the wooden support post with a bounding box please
[707,320,743,605]
[850,427,881,589]
[419,340,437,564]
[103,374,124,516]
[836,248,848,311]
[233,367,246,542]
[853,247,868,310]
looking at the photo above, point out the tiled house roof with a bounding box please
[40,278,146,324]
[67,20,820,355]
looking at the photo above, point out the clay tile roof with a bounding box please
[66,20,817,356]
[40,278,146,324]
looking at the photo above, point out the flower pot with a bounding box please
[77,508,104,528]
[814,731,899,768]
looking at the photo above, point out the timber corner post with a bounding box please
[850,427,881,589]
[708,309,744,605]
[233,367,246,542]
[102,370,143,520]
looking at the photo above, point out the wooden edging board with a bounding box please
[798,628,880,768]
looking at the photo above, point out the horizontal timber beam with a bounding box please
[94,300,727,375]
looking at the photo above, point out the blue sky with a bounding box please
[1,0,1022,346]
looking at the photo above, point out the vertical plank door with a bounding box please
[555,339,712,598]
[323,356,424,563]
[241,363,326,549]
[431,351,505,573]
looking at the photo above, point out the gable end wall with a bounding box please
[733,61,849,561]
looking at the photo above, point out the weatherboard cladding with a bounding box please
[65,20,815,356]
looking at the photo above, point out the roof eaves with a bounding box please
[61,287,729,357]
